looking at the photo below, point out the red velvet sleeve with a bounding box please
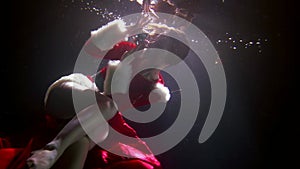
[103,41,137,60]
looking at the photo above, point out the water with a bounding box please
[68,0,121,21]
[215,32,268,53]
[5,1,290,169]
[65,0,270,55]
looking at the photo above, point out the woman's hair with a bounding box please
[154,0,194,22]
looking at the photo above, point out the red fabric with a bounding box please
[84,113,161,169]
[104,41,137,60]
[0,139,34,169]
[0,148,22,169]
[0,114,161,169]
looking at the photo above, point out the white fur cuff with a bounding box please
[91,19,127,51]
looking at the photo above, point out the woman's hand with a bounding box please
[124,14,153,36]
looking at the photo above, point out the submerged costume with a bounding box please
[0,18,188,169]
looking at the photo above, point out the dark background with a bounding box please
[1,0,296,169]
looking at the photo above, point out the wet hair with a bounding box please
[154,0,194,21]
[154,0,177,15]
[124,32,190,67]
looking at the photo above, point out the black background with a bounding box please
[1,0,296,169]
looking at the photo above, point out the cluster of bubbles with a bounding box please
[69,0,122,21]
[67,0,269,55]
[213,32,268,54]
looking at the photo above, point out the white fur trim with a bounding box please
[91,19,127,51]
[103,60,120,95]
[152,83,171,102]
[103,60,132,95]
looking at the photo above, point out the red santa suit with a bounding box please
[83,40,168,169]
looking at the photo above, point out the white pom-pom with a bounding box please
[152,83,171,102]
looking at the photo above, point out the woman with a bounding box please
[20,1,192,169]
[26,15,191,169]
